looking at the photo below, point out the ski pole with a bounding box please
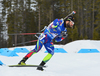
[7,33,42,35]
[8,27,45,45]
[7,26,47,35]
[13,40,38,46]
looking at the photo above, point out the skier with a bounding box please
[18,15,75,71]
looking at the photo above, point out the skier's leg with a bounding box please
[25,40,43,58]
[37,42,54,71]
[43,42,54,62]
[18,39,43,65]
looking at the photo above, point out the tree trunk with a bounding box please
[38,6,41,32]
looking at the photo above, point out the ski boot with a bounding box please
[37,61,45,71]
[18,57,28,65]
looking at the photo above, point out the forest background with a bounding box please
[0,0,99,48]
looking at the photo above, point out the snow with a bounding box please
[0,40,100,76]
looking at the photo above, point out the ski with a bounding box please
[8,64,47,68]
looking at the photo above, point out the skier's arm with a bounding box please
[51,19,60,28]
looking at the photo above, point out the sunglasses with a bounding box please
[70,20,74,25]
[67,18,74,25]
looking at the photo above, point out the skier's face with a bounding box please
[65,20,74,28]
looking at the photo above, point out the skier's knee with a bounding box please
[32,49,38,53]
[50,51,54,55]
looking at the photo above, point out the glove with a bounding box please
[61,31,68,38]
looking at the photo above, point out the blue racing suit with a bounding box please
[25,19,67,63]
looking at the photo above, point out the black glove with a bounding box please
[61,31,68,38]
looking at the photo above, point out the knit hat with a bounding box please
[64,15,74,22]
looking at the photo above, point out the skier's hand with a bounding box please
[61,31,68,38]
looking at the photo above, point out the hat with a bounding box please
[64,15,74,22]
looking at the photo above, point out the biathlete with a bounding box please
[18,15,75,71]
